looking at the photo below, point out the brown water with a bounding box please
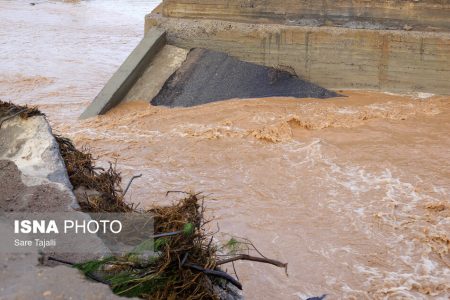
[1,1,449,299]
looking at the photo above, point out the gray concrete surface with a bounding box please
[0,251,133,300]
[0,114,124,300]
[80,28,166,119]
[160,0,450,32]
[0,115,76,204]
[123,44,189,103]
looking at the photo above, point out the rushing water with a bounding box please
[1,1,449,299]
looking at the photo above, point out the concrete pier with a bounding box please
[146,0,450,95]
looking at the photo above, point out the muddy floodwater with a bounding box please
[1,1,449,299]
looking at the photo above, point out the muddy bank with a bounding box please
[152,48,338,107]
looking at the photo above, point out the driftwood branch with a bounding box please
[183,262,243,290]
[123,174,142,196]
[152,230,182,239]
[217,254,288,275]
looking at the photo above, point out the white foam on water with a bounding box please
[414,92,434,100]
[67,127,164,142]
[336,107,358,114]
[280,139,449,298]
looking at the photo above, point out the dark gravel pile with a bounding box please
[151,48,338,107]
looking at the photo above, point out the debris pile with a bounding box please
[55,135,132,212]
[56,141,288,299]
[74,192,287,299]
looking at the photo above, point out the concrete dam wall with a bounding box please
[146,0,450,95]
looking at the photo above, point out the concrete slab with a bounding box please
[0,113,124,299]
[0,115,76,207]
[123,45,189,103]
[80,28,166,119]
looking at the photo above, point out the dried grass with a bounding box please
[54,135,132,212]
[0,100,44,128]
[76,193,222,299]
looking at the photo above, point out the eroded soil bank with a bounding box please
[1,1,449,299]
